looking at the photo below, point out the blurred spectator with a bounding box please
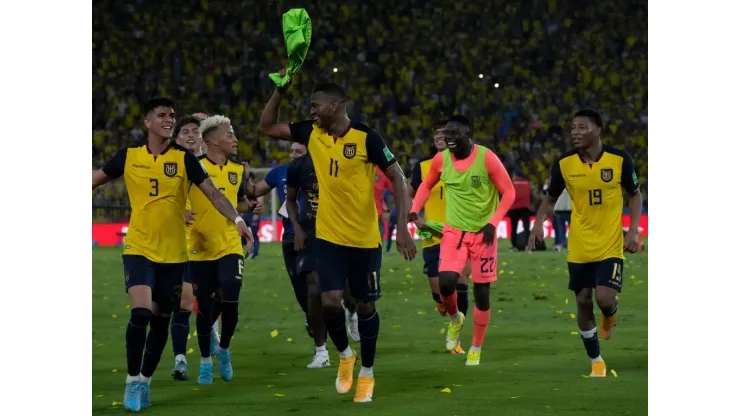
[508,170,536,251]
[552,189,572,252]
[93,0,647,221]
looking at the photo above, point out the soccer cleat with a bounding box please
[600,297,618,340]
[140,382,151,409]
[589,360,607,377]
[445,312,466,351]
[435,302,448,316]
[217,348,234,381]
[353,376,375,403]
[451,343,465,355]
[335,349,357,394]
[171,359,188,381]
[307,351,331,369]
[346,309,361,342]
[197,362,214,384]
[465,349,481,366]
[123,381,143,412]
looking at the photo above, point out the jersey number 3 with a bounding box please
[149,178,159,197]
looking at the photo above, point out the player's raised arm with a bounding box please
[620,151,643,253]
[484,150,516,226]
[410,153,443,218]
[528,160,565,250]
[366,129,416,260]
[258,77,314,144]
[92,148,126,189]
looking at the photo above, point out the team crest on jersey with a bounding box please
[228,172,238,185]
[601,168,614,183]
[471,175,481,188]
[164,162,178,177]
[343,143,357,159]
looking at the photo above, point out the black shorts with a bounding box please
[122,255,185,313]
[316,239,382,302]
[186,254,244,302]
[422,245,441,278]
[297,233,319,276]
[567,258,624,293]
[282,237,298,280]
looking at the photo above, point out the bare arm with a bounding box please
[627,191,643,234]
[246,180,274,198]
[484,150,516,226]
[384,164,411,228]
[92,169,112,190]
[258,88,293,140]
[93,149,126,189]
[534,194,558,225]
[285,186,302,232]
[410,154,443,214]
[197,178,241,223]
[236,196,253,213]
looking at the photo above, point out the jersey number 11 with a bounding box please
[329,158,339,177]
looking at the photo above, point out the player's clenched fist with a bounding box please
[624,229,639,253]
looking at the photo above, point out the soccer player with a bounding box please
[409,119,470,354]
[410,115,515,366]
[187,115,254,384]
[527,109,642,377]
[259,79,416,403]
[241,143,314,336]
[92,98,252,412]
[285,152,331,368]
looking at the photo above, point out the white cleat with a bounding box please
[346,309,361,342]
[307,351,331,369]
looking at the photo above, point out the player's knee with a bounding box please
[473,283,491,310]
[321,291,343,312]
[438,272,458,296]
[130,307,153,327]
[594,292,615,310]
[575,291,593,309]
[356,301,376,319]
[307,279,321,298]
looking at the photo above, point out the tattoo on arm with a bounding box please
[199,179,239,222]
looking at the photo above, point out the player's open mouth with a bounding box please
[186,139,196,144]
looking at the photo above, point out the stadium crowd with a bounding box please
[92,0,647,219]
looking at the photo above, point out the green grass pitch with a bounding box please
[92,240,647,415]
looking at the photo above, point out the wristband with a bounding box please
[235,216,245,226]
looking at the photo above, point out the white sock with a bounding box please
[591,355,604,363]
[339,346,353,359]
[141,376,152,385]
[450,312,460,323]
[126,374,141,384]
[579,327,598,338]
[359,366,374,378]
[316,344,327,353]
[470,345,481,353]
[175,354,186,364]
[201,357,213,365]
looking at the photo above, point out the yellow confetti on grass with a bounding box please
[552,388,559,391]
[111,369,118,373]
[95,395,104,398]
[555,310,563,314]
[570,332,579,335]
[611,369,618,377]
[565,298,569,305]
[440,387,451,393]
[112,401,122,407]
[187,335,192,340]
[581,374,590,378]
[125,304,130,309]
[112,314,118,319]
[510,396,520,399]
[440,328,445,334]
[393,325,401,329]
[283,307,289,311]
[187,348,194,355]
[287,338,293,342]
[417,311,427,316]
[630,275,636,280]
[193,388,199,391]
[497,309,503,313]
[267,385,274,388]
[243,325,249,329]
[271,330,279,338]
[570,313,576,319]
[452,384,462,387]
[103,296,109,300]
[275,393,285,397]
[277,372,287,376]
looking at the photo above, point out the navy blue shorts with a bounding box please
[122,255,185,313]
[297,233,319,276]
[281,238,298,280]
[316,239,382,302]
[186,254,244,302]
[422,245,441,277]
[567,258,624,293]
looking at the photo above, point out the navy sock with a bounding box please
[323,308,349,352]
[456,283,469,316]
[141,315,171,378]
[126,308,153,376]
[219,302,238,350]
[196,298,214,358]
[579,328,601,359]
[171,310,190,356]
[432,292,442,304]
[358,311,380,368]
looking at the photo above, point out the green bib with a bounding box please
[441,145,499,231]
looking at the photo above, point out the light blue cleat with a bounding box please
[197,362,214,384]
[123,381,143,412]
[140,382,151,409]
[171,359,188,381]
[217,348,234,381]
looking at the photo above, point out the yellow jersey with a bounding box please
[289,120,398,248]
[547,145,640,263]
[410,156,446,248]
[188,156,247,261]
[101,143,208,263]
[185,197,192,254]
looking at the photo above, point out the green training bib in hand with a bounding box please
[269,8,312,87]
